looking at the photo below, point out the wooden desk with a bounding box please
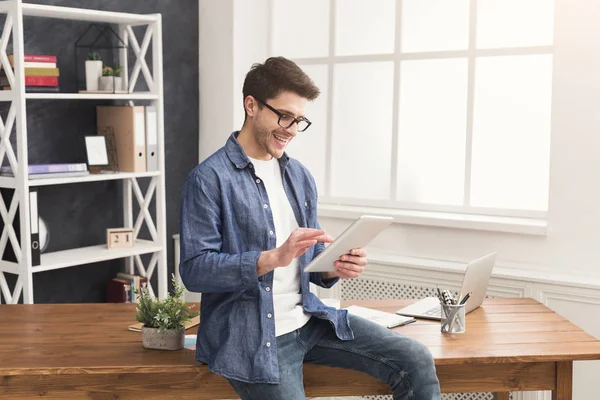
[1,298,599,399]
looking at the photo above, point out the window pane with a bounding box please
[397,59,468,205]
[336,0,395,56]
[477,0,554,49]
[331,62,394,199]
[402,0,470,53]
[286,65,328,195]
[471,55,552,211]
[272,0,330,58]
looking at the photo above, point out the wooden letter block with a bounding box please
[106,228,134,249]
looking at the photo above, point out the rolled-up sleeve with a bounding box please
[179,170,260,293]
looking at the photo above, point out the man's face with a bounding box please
[252,91,307,159]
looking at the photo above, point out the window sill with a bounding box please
[317,203,547,236]
[367,252,600,291]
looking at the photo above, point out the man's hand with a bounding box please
[257,228,333,276]
[322,247,368,280]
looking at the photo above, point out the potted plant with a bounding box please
[85,51,102,91]
[134,274,198,351]
[98,62,122,92]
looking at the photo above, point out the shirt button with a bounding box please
[263,204,268,209]
[256,179,261,184]
[266,342,271,348]
[305,202,308,207]
[267,313,272,318]
[265,287,271,292]
[249,164,253,169]
[269,230,274,235]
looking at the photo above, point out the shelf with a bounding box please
[0,171,160,188]
[21,3,157,25]
[0,91,13,102]
[26,92,158,100]
[32,239,162,273]
[0,92,159,101]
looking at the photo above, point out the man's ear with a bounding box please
[244,96,258,117]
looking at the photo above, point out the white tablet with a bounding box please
[304,215,394,273]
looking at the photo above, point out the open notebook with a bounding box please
[346,305,415,329]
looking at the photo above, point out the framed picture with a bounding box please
[85,135,109,166]
[85,128,119,173]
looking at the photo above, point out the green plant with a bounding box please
[102,66,113,76]
[86,51,101,61]
[102,63,121,77]
[134,274,198,332]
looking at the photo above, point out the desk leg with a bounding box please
[493,393,510,400]
[552,361,573,400]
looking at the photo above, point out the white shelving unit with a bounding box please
[0,0,167,304]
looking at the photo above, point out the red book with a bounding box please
[24,76,58,86]
[8,54,57,63]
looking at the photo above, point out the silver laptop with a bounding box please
[395,252,497,320]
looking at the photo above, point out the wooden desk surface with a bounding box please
[1,298,599,399]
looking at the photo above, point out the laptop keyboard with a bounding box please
[424,304,442,317]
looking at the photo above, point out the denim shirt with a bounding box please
[179,132,353,384]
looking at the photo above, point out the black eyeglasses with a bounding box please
[256,98,312,132]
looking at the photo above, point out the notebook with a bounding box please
[128,315,200,332]
[346,305,415,329]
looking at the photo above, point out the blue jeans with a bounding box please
[227,315,441,400]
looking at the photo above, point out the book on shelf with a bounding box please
[114,273,148,303]
[0,68,60,77]
[0,163,87,175]
[8,54,57,64]
[22,76,58,86]
[106,278,133,303]
[2,86,61,93]
[26,171,90,180]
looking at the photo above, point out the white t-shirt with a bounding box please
[249,156,311,337]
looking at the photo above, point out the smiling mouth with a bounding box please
[273,133,289,144]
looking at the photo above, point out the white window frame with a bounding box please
[268,0,553,235]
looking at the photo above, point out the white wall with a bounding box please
[198,0,234,162]
[198,0,269,162]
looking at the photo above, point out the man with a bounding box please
[179,56,441,400]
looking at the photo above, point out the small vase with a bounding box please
[85,60,102,91]
[141,326,185,350]
[98,76,122,92]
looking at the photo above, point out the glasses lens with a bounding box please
[278,115,295,129]
[297,119,310,132]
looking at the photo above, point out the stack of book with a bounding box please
[0,163,89,179]
[1,54,59,93]
[107,273,148,303]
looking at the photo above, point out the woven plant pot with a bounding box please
[141,326,184,350]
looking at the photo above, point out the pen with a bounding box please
[459,292,471,305]
[436,285,444,303]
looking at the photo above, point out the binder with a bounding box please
[96,106,147,172]
[0,188,40,266]
[29,189,40,266]
[145,105,158,171]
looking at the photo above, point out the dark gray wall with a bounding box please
[2,0,198,303]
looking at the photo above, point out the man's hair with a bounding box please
[242,57,320,114]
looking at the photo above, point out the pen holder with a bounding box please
[440,303,466,334]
